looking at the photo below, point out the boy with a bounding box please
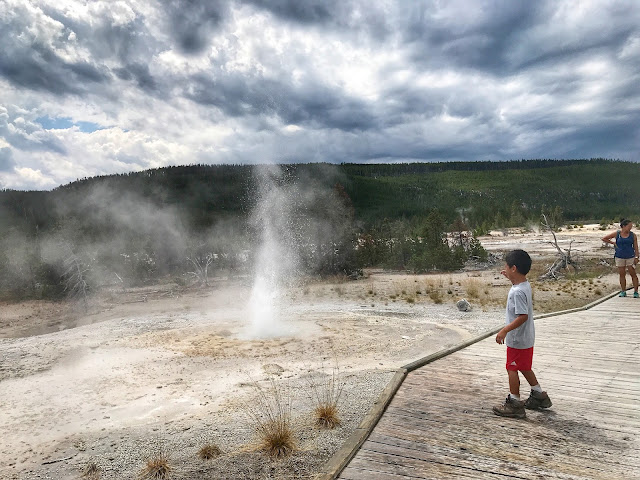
[493,249,552,418]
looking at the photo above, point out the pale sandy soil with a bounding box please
[0,226,623,479]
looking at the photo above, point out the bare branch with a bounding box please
[539,214,578,280]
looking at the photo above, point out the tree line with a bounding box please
[1,159,638,302]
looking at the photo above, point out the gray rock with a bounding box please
[456,298,472,312]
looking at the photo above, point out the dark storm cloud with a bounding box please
[243,0,339,24]
[0,47,110,96]
[0,148,15,172]
[543,119,640,159]
[403,2,545,74]
[243,0,391,39]
[160,0,230,54]
[185,72,377,131]
[401,1,639,76]
[42,7,157,65]
[0,3,165,98]
[0,6,111,96]
[515,30,636,72]
[114,63,158,91]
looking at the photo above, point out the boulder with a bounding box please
[456,298,472,312]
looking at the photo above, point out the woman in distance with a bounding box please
[602,219,639,297]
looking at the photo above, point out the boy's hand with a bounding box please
[496,329,506,344]
[500,269,507,278]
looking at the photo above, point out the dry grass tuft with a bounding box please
[82,461,101,480]
[198,443,222,460]
[259,419,295,458]
[428,289,443,304]
[308,366,345,431]
[462,278,481,298]
[138,454,172,480]
[314,403,341,429]
[244,379,296,458]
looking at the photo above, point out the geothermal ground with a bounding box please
[0,226,623,479]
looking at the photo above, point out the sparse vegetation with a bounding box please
[462,278,481,298]
[82,461,100,480]
[198,443,222,460]
[138,454,172,480]
[428,289,443,304]
[308,367,345,430]
[244,379,296,458]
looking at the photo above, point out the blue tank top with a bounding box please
[615,231,635,259]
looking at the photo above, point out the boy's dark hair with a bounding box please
[505,249,532,275]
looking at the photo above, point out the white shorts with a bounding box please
[615,257,636,267]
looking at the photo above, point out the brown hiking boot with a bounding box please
[493,395,526,418]
[524,390,552,410]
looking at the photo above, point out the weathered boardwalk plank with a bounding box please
[338,296,640,479]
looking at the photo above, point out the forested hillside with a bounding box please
[2,159,637,230]
[0,159,637,300]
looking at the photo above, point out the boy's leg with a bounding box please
[494,370,526,418]
[522,370,552,409]
[508,370,520,397]
[494,349,526,418]
[521,370,538,387]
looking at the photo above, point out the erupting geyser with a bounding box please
[245,167,300,339]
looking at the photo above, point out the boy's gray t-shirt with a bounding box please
[505,280,535,349]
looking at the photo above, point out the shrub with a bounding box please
[138,454,172,480]
[82,462,100,480]
[244,380,296,458]
[462,278,481,298]
[198,444,222,460]
[428,289,443,304]
[308,367,345,430]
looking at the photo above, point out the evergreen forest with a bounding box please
[1,159,638,301]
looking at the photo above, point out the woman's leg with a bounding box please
[627,265,638,292]
[619,266,627,290]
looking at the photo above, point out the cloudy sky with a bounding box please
[1,0,639,190]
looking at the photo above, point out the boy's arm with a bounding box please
[496,314,528,344]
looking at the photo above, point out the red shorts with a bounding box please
[506,347,533,371]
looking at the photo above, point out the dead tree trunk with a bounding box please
[187,252,214,286]
[62,245,89,310]
[539,213,578,279]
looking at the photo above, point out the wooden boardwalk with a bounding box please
[338,296,640,479]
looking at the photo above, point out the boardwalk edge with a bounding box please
[317,289,621,479]
[315,368,407,480]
